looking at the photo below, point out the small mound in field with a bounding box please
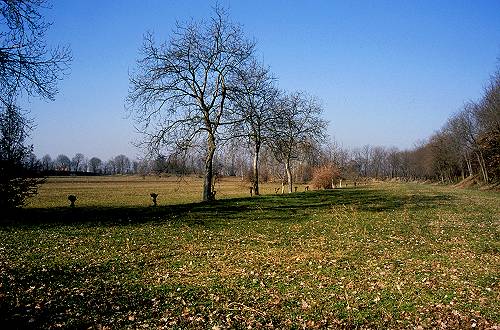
[455,175,480,188]
[455,175,500,191]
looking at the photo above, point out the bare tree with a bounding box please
[131,160,139,174]
[476,71,500,180]
[40,153,52,171]
[71,153,85,172]
[55,154,70,171]
[216,139,251,178]
[361,145,372,177]
[231,59,278,195]
[0,0,71,104]
[104,159,116,175]
[370,146,387,179]
[476,70,500,136]
[448,105,489,183]
[127,6,254,201]
[135,158,152,176]
[351,145,372,178]
[427,131,461,183]
[114,154,130,174]
[88,157,102,174]
[293,141,321,183]
[386,147,401,179]
[320,139,349,168]
[269,92,327,193]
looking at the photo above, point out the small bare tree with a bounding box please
[40,154,53,171]
[55,154,70,171]
[71,153,85,172]
[269,92,327,193]
[88,157,102,173]
[231,59,279,195]
[114,154,130,174]
[127,6,254,201]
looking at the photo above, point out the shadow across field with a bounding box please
[0,259,217,329]
[1,187,453,228]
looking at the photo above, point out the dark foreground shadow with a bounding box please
[1,187,453,228]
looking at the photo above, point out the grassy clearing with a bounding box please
[0,177,499,329]
[26,176,309,208]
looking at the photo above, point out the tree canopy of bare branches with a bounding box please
[231,59,279,195]
[127,6,254,201]
[269,92,327,193]
[0,0,71,104]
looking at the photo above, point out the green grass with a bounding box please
[0,177,499,328]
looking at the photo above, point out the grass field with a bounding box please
[0,176,499,329]
[25,176,310,208]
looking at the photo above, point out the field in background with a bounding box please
[1,178,499,328]
[27,176,311,208]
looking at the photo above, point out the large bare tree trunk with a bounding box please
[285,160,293,193]
[252,142,260,195]
[203,134,216,201]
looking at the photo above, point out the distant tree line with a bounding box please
[389,70,499,184]
[30,64,500,186]
[27,48,500,201]
[124,69,500,187]
[35,153,138,175]
[317,70,499,185]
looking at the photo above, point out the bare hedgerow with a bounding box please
[311,165,340,189]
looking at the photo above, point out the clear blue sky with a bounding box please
[24,0,500,160]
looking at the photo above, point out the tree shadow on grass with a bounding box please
[0,260,215,329]
[1,186,454,228]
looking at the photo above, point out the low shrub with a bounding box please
[311,165,340,189]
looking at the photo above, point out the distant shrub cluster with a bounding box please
[311,165,340,189]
